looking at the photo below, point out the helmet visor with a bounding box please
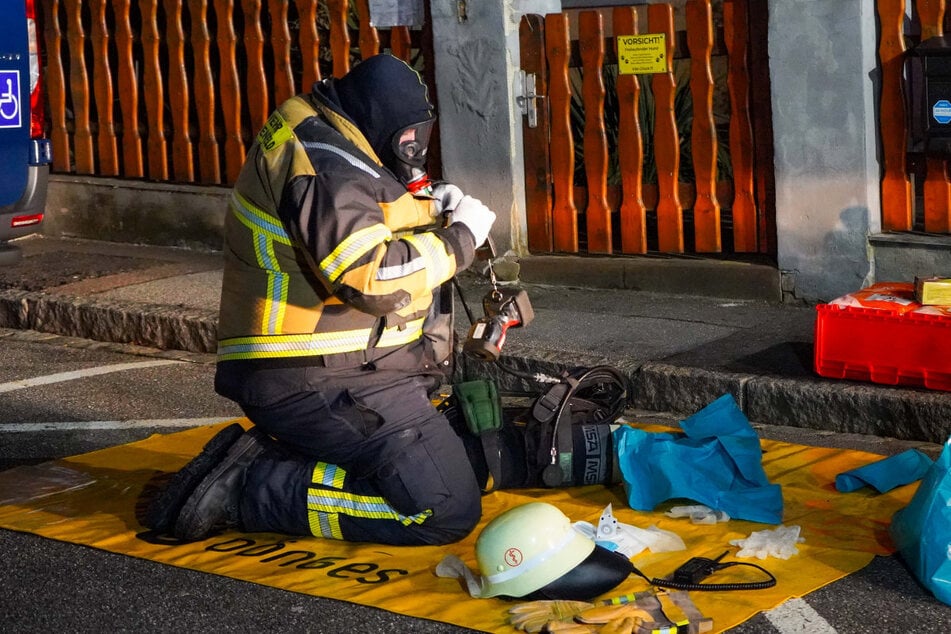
[523,545,633,601]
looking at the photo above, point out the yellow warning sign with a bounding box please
[617,33,668,75]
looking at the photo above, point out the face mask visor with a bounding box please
[390,118,436,192]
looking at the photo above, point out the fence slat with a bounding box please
[189,0,221,183]
[919,0,951,232]
[545,13,579,253]
[64,0,94,173]
[724,0,757,250]
[328,0,352,78]
[520,15,553,253]
[140,0,168,180]
[268,0,296,102]
[166,0,195,181]
[648,3,684,253]
[295,0,322,89]
[613,6,646,254]
[579,11,611,253]
[242,0,269,134]
[215,0,246,183]
[89,0,118,175]
[390,26,412,61]
[686,0,721,252]
[879,0,913,230]
[356,0,381,58]
[747,1,774,253]
[114,0,143,177]
[42,0,70,172]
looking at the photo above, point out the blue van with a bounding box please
[0,0,52,265]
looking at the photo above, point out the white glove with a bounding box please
[432,182,465,214]
[450,195,496,246]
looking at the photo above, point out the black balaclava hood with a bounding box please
[327,54,435,185]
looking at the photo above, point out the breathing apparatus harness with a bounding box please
[450,243,631,490]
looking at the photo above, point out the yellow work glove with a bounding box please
[598,616,639,634]
[541,622,596,633]
[575,603,650,625]
[508,600,593,633]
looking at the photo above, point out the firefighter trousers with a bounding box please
[236,375,482,546]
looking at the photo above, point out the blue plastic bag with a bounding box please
[889,438,951,606]
[835,448,933,493]
[614,394,783,524]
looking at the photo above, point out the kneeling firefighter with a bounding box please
[144,54,629,552]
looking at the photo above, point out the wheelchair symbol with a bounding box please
[0,72,21,127]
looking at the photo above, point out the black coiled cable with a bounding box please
[629,560,777,592]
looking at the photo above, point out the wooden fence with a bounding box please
[39,0,428,186]
[880,0,951,234]
[519,0,774,256]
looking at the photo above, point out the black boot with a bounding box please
[143,423,245,532]
[173,428,268,541]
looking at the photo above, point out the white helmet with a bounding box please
[473,502,631,600]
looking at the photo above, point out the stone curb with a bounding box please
[0,290,218,353]
[3,289,948,445]
[463,348,951,446]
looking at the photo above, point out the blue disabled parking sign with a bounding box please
[0,69,22,129]
[934,99,951,125]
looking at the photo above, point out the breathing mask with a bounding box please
[390,118,436,193]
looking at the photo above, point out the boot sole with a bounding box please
[143,423,245,532]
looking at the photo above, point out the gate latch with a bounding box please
[516,71,543,129]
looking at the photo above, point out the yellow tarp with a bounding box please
[0,420,917,633]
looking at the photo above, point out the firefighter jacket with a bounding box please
[215,88,478,384]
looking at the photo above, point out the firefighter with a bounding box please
[145,54,496,546]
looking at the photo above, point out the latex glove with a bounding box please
[729,524,804,560]
[432,182,464,214]
[665,504,730,525]
[450,195,496,246]
[507,600,593,633]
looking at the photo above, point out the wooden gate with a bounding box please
[880,0,951,234]
[518,0,774,257]
[40,0,436,186]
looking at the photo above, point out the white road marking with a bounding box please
[0,359,184,394]
[1,418,238,432]
[765,598,837,633]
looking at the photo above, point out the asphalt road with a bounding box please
[1,329,949,633]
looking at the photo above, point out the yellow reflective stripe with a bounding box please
[230,192,291,334]
[216,319,425,361]
[402,233,451,289]
[319,223,392,283]
[312,462,347,489]
[306,488,433,525]
[377,317,425,348]
[231,191,292,245]
[218,330,373,360]
[254,233,288,334]
[308,509,343,540]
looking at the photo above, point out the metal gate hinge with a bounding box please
[516,71,544,129]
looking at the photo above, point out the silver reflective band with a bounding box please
[302,141,380,178]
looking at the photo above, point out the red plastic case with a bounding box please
[814,303,951,391]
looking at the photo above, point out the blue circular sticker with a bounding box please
[933,99,951,125]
